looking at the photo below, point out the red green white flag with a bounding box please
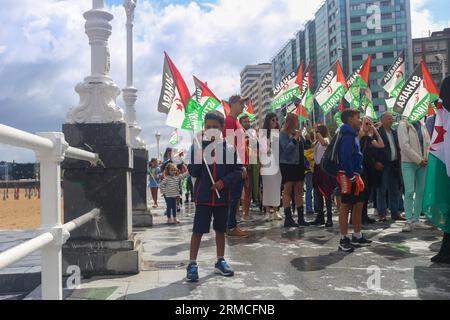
[315,60,348,115]
[157,52,191,129]
[270,64,304,110]
[393,61,440,123]
[193,76,223,122]
[299,64,315,114]
[424,99,450,233]
[361,87,378,120]
[344,56,372,109]
[382,50,406,98]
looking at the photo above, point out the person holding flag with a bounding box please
[186,111,244,282]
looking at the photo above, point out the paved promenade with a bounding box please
[53,202,450,300]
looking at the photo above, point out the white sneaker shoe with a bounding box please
[402,222,414,233]
[413,221,432,230]
[275,212,283,221]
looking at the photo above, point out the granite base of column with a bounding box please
[62,236,142,277]
[132,148,153,228]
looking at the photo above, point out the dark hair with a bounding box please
[341,109,360,124]
[205,111,225,128]
[150,158,157,163]
[263,112,279,138]
[239,114,250,125]
[163,148,173,161]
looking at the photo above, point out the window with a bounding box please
[382,39,394,45]
[353,55,363,61]
[368,40,376,47]
[382,26,393,32]
[351,17,361,23]
[352,30,362,36]
[384,52,394,58]
[353,42,362,48]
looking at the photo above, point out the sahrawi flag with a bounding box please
[193,76,223,121]
[299,63,314,114]
[361,87,378,120]
[382,50,406,98]
[242,97,256,121]
[315,60,348,115]
[393,61,440,123]
[423,99,450,233]
[270,64,303,110]
[344,55,372,109]
[169,129,179,146]
[157,52,192,129]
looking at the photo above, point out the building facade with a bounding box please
[268,0,413,114]
[271,39,298,88]
[240,63,273,128]
[413,28,450,89]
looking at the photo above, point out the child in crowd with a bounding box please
[160,163,188,224]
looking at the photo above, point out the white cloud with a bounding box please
[0,0,448,162]
[411,0,450,38]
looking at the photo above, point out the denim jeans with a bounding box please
[228,177,244,230]
[376,163,401,217]
[401,162,426,223]
[305,171,314,213]
[165,197,177,218]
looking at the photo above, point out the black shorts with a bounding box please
[193,205,229,234]
[341,192,365,205]
[280,163,305,184]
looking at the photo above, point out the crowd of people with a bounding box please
[149,79,450,283]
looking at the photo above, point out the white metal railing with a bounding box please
[0,123,102,300]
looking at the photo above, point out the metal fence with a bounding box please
[0,124,102,300]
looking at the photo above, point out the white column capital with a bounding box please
[124,0,137,24]
[66,1,125,124]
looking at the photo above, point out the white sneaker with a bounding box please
[413,221,432,230]
[275,212,283,221]
[402,222,414,233]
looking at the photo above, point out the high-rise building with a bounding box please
[271,39,298,87]
[304,20,318,88]
[413,28,450,89]
[240,63,273,128]
[269,0,413,114]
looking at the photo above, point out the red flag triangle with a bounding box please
[193,76,221,102]
[336,60,348,89]
[295,62,304,87]
[359,55,373,86]
[164,52,191,107]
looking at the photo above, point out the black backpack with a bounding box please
[321,131,356,177]
[320,131,342,177]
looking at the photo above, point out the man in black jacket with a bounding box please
[376,112,405,222]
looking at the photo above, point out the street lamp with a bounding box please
[435,54,446,82]
[155,132,161,161]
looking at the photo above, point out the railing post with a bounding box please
[35,132,68,300]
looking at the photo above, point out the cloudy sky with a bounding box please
[1,0,449,162]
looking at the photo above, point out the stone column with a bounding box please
[122,0,153,228]
[61,0,141,277]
